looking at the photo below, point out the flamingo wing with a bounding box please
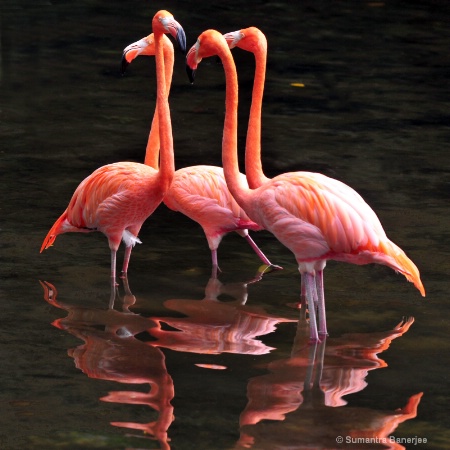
[252,172,388,260]
[66,163,157,230]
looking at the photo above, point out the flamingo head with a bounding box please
[223,27,267,54]
[152,10,186,55]
[121,34,175,75]
[186,29,228,83]
[121,34,155,74]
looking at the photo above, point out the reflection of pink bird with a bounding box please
[149,275,296,356]
[40,280,174,450]
[186,30,425,342]
[40,11,185,292]
[236,317,422,450]
[122,33,278,277]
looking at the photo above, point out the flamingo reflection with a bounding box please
[40,279,174,450]
[148,269,297,358]
[40,269,295,448]
[235,317,422,449]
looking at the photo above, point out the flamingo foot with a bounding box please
[268,264,283,272]
[256,263,283,276]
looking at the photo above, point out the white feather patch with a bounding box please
[122,230,142,247]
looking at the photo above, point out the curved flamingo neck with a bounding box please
[153,29,174,192]
[245,37,270,188]
[144,113,160,168]
[144,38,174,169]
[217,39,252,209]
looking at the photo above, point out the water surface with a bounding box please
[1,1,449,449]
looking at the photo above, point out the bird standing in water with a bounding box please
[41,11,186,301]
[186,29,425,341]
[122,30,279,277]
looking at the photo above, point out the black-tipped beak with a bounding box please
[166,18,187,55]
[175,26,187,55]
[186,65,196,83]
[120,53,130,76]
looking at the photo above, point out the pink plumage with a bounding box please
[163,165,264,257]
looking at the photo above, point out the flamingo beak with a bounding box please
[121,37,150,75]
[186,42,200,83]
[163,18,186,55]
[186,65,196,84]
[120,54,130,75]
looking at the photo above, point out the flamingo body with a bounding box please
[41,162,163,252]
[241,170,423,289]
[186,30,425,341]
[163,165,263,251]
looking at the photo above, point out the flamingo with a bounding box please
[121,32,279,277]
[40,11,186,301]
[186,30,425,342]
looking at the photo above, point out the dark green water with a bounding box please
[1,1,449,449]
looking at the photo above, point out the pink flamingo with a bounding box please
[41,11,186,299]
[186,30,425,342]
[121,32,279,277]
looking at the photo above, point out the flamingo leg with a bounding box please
[303,340,318,391]
[304,272,319,342]
[315,270,328,336]
[314,337,326,386]
[211,249,221,279]
[121,245,133,277]
[110,249,118,308]
[301,274,306,299]
[243,234,282,270]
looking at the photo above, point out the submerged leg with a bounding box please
[303,272,319,342]
[243,234,283,270]
[303,340,318,390]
